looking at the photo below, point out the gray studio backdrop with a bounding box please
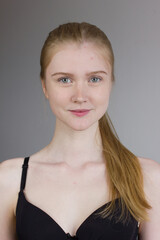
[1,0,160,163]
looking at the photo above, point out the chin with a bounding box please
[68,120,98,132]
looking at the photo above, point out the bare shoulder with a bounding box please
[137,156,160,196]
[0,157,24,184]
[0,158,24,239]
[137,157,160,239]
[138,156,160,168]
[0,158,24,205]
[138,156,160,182]
[0,157,24,169]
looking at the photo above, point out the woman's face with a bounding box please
[42,42,113,131]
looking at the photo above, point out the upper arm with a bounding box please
[138,158,160,240]
[0,159,22,240]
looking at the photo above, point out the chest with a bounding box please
[16,191,138,239]
[23,163,110,236]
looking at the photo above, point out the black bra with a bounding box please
[16,157,139,239]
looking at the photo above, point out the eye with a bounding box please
[57,76,102,84]
[90,76,102,83]
[57,77,71,84]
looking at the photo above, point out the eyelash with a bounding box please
[57,76,102,84]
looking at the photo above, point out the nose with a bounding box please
[71,82,88,103]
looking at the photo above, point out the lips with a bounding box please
[69,109,90,112]
[69,109,90,117]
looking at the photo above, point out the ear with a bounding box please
[41,79,49,99]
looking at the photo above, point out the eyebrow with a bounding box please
[51,71,108,77]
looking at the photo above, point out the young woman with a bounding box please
[0,22,160,240]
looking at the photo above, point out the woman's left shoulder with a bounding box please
[137,156,160,194]
[137,157,160,239]
[137,156,160,180]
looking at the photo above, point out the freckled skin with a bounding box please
[42,42,113,132]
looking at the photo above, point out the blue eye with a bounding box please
[90,77,102,83]
[58,77,71,83]
[57,76,102,84]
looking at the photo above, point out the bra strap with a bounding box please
[20,157,30,191]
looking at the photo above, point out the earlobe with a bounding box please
[41,79,49,99]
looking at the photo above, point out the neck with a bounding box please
[45,119,104,167]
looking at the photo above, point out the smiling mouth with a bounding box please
[69,109,90,112]
[69,110,90,116]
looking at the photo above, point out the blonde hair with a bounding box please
[40,22,151,224]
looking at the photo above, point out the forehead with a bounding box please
[47,42,111,71]
[53,41,109,58]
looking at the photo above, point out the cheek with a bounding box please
[93,86,111,106]
[47,89,69,109]
[98,95,110,112]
